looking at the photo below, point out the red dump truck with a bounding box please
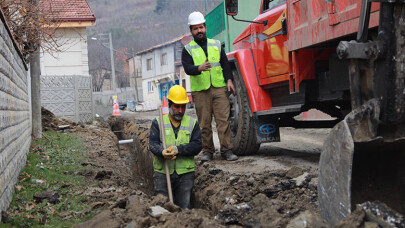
[225,0,404,225]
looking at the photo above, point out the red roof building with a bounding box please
[39,0,96,26]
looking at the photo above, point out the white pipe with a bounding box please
[118,139,133,144]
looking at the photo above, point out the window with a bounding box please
[161,53,167,66]
[263,0,286,12]
[147,58,152,71]
[148,81,154,92]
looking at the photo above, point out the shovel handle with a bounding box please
[158,107,174,203]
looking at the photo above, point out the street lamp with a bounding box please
[91,32,116,91]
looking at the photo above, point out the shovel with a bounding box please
[158,106,174,203]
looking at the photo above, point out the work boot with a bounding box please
[201,152,213,162]
[221,151,238,161]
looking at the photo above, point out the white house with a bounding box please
[38,0,96,122]
[39,0,96,76]
[136,35,192,105]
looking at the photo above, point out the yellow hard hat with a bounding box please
[167,85,189,104]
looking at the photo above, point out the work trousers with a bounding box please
[191,86,233,153]
[153,171,195,209]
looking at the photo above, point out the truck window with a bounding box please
[262,0,286,12]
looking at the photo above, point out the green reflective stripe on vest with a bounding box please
[153,115,197,175]
[185,39,226,91]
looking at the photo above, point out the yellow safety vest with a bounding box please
[153,114,197,174]
[185,39,226,91]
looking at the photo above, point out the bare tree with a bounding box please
[88,40,110,91]
[0,0,63,59]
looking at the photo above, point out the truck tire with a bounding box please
[230,69,260,155]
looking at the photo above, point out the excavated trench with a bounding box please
[106,115,405,227]
[107,115,323,227]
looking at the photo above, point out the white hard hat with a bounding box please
[188,11,206,25]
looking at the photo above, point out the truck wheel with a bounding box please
[229,69,260,155]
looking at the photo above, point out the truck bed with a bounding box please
[287,0,380,51]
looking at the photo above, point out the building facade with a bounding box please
[137,36,191,105]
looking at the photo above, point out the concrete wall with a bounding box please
[0,14,30,222]
[40,28,89,76]
[93,87,142,118]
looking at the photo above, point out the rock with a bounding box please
[126,220,136,228]
[358,201,404,227]
[229,176,239,185]
[286,167,304,179]
[209,168,222,175]
[261,185,282,197]
[34,191,60,204]
[286,210,329,228]
[246,177,255,186]
[292,172,310,187]
[217,205,239,225]
[308,177,318,190]
[148,206,170,218]
[150,194,168,206]
[280,180,296,190]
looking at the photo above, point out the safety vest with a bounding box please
[153,114,197,175]
[185,39,226,91]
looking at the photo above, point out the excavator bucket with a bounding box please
[318,99,405,225]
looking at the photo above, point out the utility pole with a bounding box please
[109,32,116,91]
[132,49,139,101]
[30,0,42,138]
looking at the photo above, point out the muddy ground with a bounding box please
[41,108,403,227]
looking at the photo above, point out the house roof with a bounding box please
[136,35,191,55]
[39,0,96,22]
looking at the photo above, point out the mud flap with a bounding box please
[253,116,280,144]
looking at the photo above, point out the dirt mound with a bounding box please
[41,107,77,131]
[193,164,318,227]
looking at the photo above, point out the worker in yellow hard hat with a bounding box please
[182,11,238,161]
[149,85,202,209]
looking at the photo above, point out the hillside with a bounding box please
[87,0,222,53]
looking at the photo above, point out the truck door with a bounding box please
[251,0,288,85]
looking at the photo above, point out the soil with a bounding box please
[39,108,403,227]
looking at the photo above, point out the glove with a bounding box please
[162,145,178,160]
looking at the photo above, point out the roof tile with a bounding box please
[39,0,95,22]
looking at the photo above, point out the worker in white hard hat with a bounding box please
[149,85,202,209]
[181,11,238,162]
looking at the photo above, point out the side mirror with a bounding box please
[225,0,238,16]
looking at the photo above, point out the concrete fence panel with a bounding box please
[40,75,93,123]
